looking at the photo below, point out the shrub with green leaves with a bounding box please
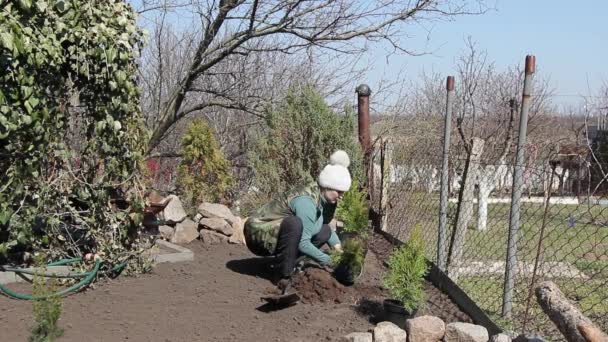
[0,0,148,267]
[248,86,363,200]
[177,119,233,209]
[383,225,429,312]
[336,180,368,235]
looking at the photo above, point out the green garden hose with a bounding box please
[0,257,128,300]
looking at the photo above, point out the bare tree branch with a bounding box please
[137,0,490,151]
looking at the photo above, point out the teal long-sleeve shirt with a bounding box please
[289,195,340,265]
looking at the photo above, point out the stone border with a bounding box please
[0,240,194,285]
[0,266,72,285]
[152,239,194,264]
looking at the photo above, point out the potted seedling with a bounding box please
[332,238,366,286]
[382,224,428,328]
[335,180,368,243]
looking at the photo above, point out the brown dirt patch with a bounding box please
[292,268,351,304]
[0,233,472,341]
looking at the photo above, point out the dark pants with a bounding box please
[275,216,331,279]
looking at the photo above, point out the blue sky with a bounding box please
[366,0,608,107]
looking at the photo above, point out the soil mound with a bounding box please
[292,267,352,304]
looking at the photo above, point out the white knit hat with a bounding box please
[318,150,352,192]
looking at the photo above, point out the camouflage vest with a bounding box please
[244,182,323,256]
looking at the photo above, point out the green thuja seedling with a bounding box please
[336,180,368,236]
[29,259,64,342]
[383,224,428,312]
[332,238,366,284]
[332,238,366,274]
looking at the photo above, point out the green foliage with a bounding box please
[331,237,366,275]
[177,119,234,208]
[0,0,149,266]
[383,225,429,312]
[248,86,363,198]
[29,258,64,342]
[336,180,368,235]
[236,190,271,218]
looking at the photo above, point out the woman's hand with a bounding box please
[333,243,343,253]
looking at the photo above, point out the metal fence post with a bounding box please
[356,84,372,193]
[438,76,455,271]
[502,55,536,318]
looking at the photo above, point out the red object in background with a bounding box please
[146,158,160,176]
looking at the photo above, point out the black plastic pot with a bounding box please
[383,299,416,328]
[333,263,363,286]
[338,231,356,244]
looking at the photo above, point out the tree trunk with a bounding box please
[380,139,392,232]
[476,177,492,231]
[447,138,484,281]
[536,281,608,342]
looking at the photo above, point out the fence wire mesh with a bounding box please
[378,113,608,341]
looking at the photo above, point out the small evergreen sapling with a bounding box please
[383,225,428,312]
[29,258,64,342]
[332,238,366,284]
[336,180,368,236]
[177,119,234,209]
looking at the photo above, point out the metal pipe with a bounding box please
[438,76,455,271]
[502,55,536,318]
[356,84,372,195]
[356,84,371,155]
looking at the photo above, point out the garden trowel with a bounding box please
[260,279,300,307]
[260,291,300,307]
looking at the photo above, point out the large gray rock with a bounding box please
[162,195,187,224]
[200,218,234,236]
[340,332,373,342]
[405,316,445,342]
[444,323,488,342]
[491,334,512,342]
[197,202,237,225]
[146,190,170,215]
[170,219,198,244]
[228,216,246,244]
[158,225,175,240]
[374,321,407,342]
[199,229,230,245]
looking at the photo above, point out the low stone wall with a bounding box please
[341,316,534,342]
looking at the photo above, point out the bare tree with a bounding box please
[581,87,608,197]
[131,0,489,152]
[450,40,554,231]
[401,39,554,232]
[138,20,373,186]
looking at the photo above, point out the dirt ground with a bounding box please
[0,234,470,341]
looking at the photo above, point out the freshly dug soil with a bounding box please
[291,232,472,324]
[0,233,471,341]
[292,267,350,304]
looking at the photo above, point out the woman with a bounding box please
[244,150,351,288]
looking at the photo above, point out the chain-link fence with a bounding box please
[376,79,608,340]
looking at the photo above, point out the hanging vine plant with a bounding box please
[0,0,149,270]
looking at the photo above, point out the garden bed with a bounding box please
[0,233,471,341]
